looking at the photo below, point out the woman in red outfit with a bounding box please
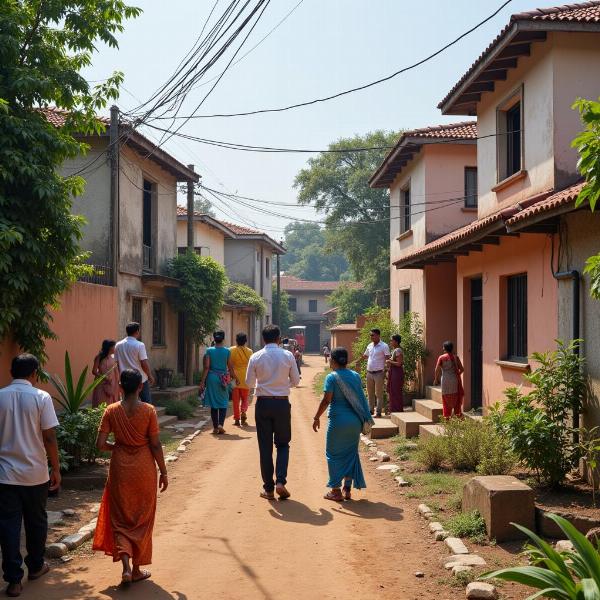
[433,341,464,418]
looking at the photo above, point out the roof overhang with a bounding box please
[123,126,199,182]
[141,274,181,288]
[228,234,286,255]
[439,20,600,116]
[370,136,475,189]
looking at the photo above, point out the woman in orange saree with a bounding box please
[93,369,168,585]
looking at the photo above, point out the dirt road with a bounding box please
[21,356,437,600]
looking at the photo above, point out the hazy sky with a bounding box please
[83,0,556,239]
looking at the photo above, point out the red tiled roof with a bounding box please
[370,121,477,187]
[279,275,362,292]
[439,2,600,114]
[394,182,584,268]
[40,107,110,128]
[506,181,584,227]
[218,220,268,236]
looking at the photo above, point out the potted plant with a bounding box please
[155,365,174,390]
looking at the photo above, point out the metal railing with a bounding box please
[143,244,152,271]
[78,263,113,286]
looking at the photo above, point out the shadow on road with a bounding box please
[268,499,333,526]
[100,580,187,599]
[332,499,404,521]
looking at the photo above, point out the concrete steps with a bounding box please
[413,399,444,423]
[391,411,433,438]
[419,424,445,440]
[370,417,399,439]
[156,407,178,429]
[426,385,443,403]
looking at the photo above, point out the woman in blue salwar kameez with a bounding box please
[312,347,374,501]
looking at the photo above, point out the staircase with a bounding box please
[390,386,443,438]
[156,405,178,429]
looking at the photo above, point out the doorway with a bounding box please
[470,277,483,409]
[305,324,321,353]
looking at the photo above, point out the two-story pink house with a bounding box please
[393,2,600,419]
[370,123,479,385]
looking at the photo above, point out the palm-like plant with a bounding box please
[484,513,600,599]
[47,351,109,414]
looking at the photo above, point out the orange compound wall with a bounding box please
[0,282,118,395]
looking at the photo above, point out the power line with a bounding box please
[148,0,513,120]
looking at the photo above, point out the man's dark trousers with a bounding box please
[255,397,291,492]
[0,482,48,584]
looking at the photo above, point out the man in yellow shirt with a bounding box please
[230,333,253,426]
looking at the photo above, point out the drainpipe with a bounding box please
[553,269,581,438]
[109,105,120,286]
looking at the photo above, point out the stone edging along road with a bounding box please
[45,419,209,560]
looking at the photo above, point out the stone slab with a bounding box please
[429,522,445,533]
[376,451,390,462]
[61,531,92,550]
[466,582,498,599]
[376,464,399,472]
[47,511,65,526]
[442,554,487,569]
[419,424,445,440]
[536,506,600,538]
[555,540,575,553]
[46,543,68,558]
[391,412,432,438]
[452,565,473,576]
[463,476,534,542]
[445,536,469,555]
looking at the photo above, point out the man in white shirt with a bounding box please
[114,322,155,404]
[358,328,391,418]
[0,354,61,597]
[246,324,300,500]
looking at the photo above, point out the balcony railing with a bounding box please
[78,263,113,286]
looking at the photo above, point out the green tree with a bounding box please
[225,280,265,317]
[327,285,372,324]
[194,195,216,217]
[280,222,348,281]
[294,130,402,293]
[168,253,226,345]
[572,96,600,298]
[0,0,140,361]
[272,283,292,332]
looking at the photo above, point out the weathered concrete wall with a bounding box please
[63,136,111,265]
[224,239,256,288]
[0,283,118,396]
[456,234,558,410]
[330,327,359,363]
[559,212,600,430]
[176,219,226,265]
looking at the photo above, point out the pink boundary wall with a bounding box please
[0,282,118,393]
[456,234,558,410]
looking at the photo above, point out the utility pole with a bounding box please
[185,165,195,385]
[276,253,281,327]
[109,105,120,286]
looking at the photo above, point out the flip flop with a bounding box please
[121,572,132,586]
[343,487,352,501]
[28,563,49,580]
[260,490,275,500]
[132,570,151,583]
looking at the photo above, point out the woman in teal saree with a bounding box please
[313,347,374,501]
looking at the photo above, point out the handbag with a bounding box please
[218,372,231,389]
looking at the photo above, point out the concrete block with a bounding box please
[376,450,390,462]
[391,412,432,438]
[429,522,445,533]
[463,476,535,542]
[442,555,487,569]
[61,531,92,550]
[414,399,444,422]
[419,424,445,440]
[370,417,399,439]
[445,536,469,555]
[46,543,68,558]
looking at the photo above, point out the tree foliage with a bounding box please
[572,97,600,299]
[280,221,348,281]
[168,252,226,345]
[0,0,140,360]
[327,284,372,324]
[294,130,402,293]
[272,283,292,332]
[225,280,266,317]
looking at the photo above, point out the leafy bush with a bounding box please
[443,417,484,472]
[416,435,447,471]
[490,339,586,486]
[477,428,518,476]
[163,397,196,420]
[225,280,266,317]
[445,510,487,543]
[485,513,600,598]
[351,307,427,391]
[56,404,106,470]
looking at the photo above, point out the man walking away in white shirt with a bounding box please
[114,322,155,404]
[246,325,300,500]
[0,354,61,598]
[357,328,391,418]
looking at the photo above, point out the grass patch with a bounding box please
[160,431,182,454]
[312,368,330,396]
[163,394,199,420]
[447,492,463,512]
[444,510,487,544]
[393,435,418,461]
[404,472,464,498]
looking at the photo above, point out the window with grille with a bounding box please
[143,180,154,271]
[464,167,478,208]
[132,298,142,326]
[265,257,270,277]
[401,187,411,233]
[288,297,297,312]
[507,274,527,362]
[152,301,164,346]
[400,290,410,319]
[308,299,318,313]
[497,88,523,182]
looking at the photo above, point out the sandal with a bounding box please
[28,563,49,580]
[260,490,275,500]
[217,426,225,434]
[343,486,352,501]
[324,490,344,502]
[132,569,151,583]
[212,428,219,435]
[121,572,132,586]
